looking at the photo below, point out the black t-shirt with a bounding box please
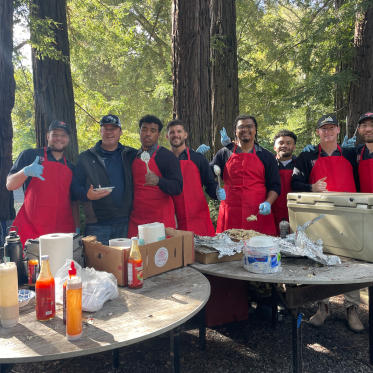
[291,144,360,192]
[8,147,76,197]
[209,143,281,196]
[355,144,373,162]
[178,148,219,199]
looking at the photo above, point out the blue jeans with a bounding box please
[85,221,129,246]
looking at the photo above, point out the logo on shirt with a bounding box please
[39,156,45,163]
[311,159,317,167]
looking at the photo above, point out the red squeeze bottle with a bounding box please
[63,262,77,325]
[35,255,55,321]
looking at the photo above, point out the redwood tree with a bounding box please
[210,0,239,153]
[31,0,78,162]
[347,7,373,140]
[0,0,16,222]
[172,0,211,151]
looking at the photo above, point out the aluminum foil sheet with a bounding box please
[194,233,244,258]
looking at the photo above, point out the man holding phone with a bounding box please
[71,114,136,245]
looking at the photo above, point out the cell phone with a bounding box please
[93,187,115,191]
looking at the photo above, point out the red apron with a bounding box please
[172,148,215,236]
[13,147,75,246]
[272,168,293,236]
[309,144,356,192]
[128,146,176,238]
[216,145,276,235]
[358,145,373,193]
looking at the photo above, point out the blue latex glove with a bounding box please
[216,187,226,201]
[259,201,271,215]
[302,144,315,152]
[196,144,210,154]
[23,156,45,180]
[341,135,356,148]
[76,228,81,235]
[220,127,231,147]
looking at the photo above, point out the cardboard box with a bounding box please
[195,246,243,264]
[83,228,194,286]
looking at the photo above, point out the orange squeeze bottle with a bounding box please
[63,261,77,325]
[66,276,82,340]
[128,237,143,289]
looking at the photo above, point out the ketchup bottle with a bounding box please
[35,255,55,321]
[63,262,77,325]
[128,237,143,289]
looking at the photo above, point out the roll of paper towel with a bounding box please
[109,238,132,248]
[39,233,73,277]
[138,222,166,245]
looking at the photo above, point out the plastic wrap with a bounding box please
[55,260,118,312]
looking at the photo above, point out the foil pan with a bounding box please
[194,233,244,259]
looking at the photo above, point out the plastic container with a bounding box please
[279,218,290,239]
[66,276,82,340]
[128,237,143,289]
[0,262,19,328]
[243,236,282,274]
[35,255,55,321]
[63,261,77,325]
[28,259,39,290]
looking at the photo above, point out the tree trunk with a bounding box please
[172,0,211,152]
[210,0,239,153]
[347,7,373,142]
[0,0,16,221]
[31,0,78,162]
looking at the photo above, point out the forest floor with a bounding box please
[10,292,373,373]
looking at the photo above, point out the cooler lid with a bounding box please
[287,192,373,208]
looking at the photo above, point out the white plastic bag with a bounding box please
[55,260,119,312]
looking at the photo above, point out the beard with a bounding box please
[362,134,373,143]
[240,138,251,143]
[278,151,292,158]
[171,138,185,147]
[49,143,68,152]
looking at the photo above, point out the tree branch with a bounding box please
[14,40,28,51]
[74,102,99,123]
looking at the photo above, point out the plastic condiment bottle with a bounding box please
[28,258,39,291]
[128,237,143,289]
[0,262,19,328]
[279,218,290,239]
[66,276,82,340]
[63,261,77,325]
[35,255,55,321]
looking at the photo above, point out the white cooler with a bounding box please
[287,192,373,262]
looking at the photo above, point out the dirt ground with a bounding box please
[9,293,373,373]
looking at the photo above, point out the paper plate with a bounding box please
[18,289,35,308]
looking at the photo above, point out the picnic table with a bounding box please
[0,266,210,373]
[191,256,373,373]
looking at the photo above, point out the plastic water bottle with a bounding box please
[279,218,290,239]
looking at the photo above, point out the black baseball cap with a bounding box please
[48,120,71,135]
[317,115,338,128]
[100,114,121,128]
[358,112,373,124]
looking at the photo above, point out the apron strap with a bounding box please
[186,147,190,161]
[233,144,257,154]
[151,145,160,159]
[361,145,366,158]
[318,144,342,159]
[44,147,67,166]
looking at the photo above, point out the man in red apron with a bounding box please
[272,130,297,236]
[127,115,183,238]
[165,119,225,236]
[6,121,79,246]
[292,114,362,333]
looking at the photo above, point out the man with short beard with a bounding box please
[165,119,225,236]
[7,120,79,246]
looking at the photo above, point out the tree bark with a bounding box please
[172,0,211,152]
[347,7,373,142]
[0,0,16,221]
[210,0,239,153]
[31,0,78,162]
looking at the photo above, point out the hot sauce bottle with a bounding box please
[128,237,143,289]
[35,255,55,321]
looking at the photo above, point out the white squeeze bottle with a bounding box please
[0,262,19,328]
[279,218,290,239]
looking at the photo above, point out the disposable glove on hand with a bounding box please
[220,127,231,147]
[302,144,315,153]
[259,201,271,215]
[341,135,356,149]
[216,187,226,201]
[196,144,210,154]
[23,156,45,181]
[76,228,81,235]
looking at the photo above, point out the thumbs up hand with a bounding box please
[23,156,45,181]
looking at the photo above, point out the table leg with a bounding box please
[369,285,373,364]
[271,283,278,328]
[291,307,302,373]
[0,364,15,373]
[112,348,120,368]
[198,306,206,351]
[170,326,180,373]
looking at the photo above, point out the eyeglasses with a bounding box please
[360,123,373,130]
[237,124,255,130]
